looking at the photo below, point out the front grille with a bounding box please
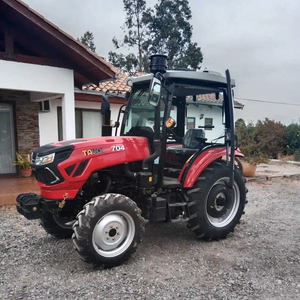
[34,168,61,185]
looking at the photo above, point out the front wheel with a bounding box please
[187,161,247,240]
[72,193,145,268]
[40,211,74,239]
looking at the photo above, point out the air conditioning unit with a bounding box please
[39,100,50,112]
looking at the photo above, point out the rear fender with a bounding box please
[179,147,244,188]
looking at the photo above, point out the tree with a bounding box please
[108,52,139,75]
[78,31,96,52]
[143,0,203,69]
[108,0,203,73]
[109,0,147,73]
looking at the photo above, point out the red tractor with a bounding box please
[17,55,247,267]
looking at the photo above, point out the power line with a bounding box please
[235,97,300,107]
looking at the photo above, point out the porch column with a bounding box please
[62,92,75,140]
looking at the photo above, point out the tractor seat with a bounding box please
[167,129,206,156]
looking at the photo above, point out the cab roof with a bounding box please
[130,70,235,87]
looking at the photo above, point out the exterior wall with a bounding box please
[169,103,224,142]
[186,104,224,142]
[0,60,75,140]
[0,90,39,155]
[39,98,123,145]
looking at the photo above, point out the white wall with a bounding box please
[169,104,225,141]
[39,99,123,145]
[186,104,224,142]
[0,60,75,141]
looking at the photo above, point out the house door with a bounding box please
[0,103,16,174]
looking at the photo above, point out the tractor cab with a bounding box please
[118,55,238,188]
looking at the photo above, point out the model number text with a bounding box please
[111,145,125,151]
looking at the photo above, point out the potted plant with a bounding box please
[236,121,268,177]
[12,152,32,177]
[241,152,268,177]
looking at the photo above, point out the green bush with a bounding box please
[255,118,286,159]
[235,121,268,164]
[294,149,300,161]
[236,119,299,162]
[285,123,300,155]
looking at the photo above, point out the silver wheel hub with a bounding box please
[206,177,240,228]
[92,211,135,258]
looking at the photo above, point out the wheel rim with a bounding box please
[92,211,135,258]
[206,177,240,228]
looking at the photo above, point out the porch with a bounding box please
[0,176,39,206]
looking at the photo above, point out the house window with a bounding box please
[39,100,50,112]
[204,118,213,130]
[58,107,102,140]
[187,117,195,129]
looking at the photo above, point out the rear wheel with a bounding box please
[187,161,246,240]
[40,211,73,239]
[72,193,145,268]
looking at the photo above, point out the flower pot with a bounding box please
[242,162,257,177]
[21,168,32,178]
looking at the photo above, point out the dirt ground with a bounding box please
[0,177,300,299]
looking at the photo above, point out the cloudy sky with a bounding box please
[22,0,300,124]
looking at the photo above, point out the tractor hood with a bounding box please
[32,136,150,159]
[31,136,151,192]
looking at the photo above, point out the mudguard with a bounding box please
[179,147,244,188]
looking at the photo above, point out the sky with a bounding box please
[22,0,300,125]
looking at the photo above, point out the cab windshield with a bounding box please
[122,84,166,135]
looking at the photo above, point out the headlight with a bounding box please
[35,153,55,165]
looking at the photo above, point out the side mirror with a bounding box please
[101,95,110,115]
[148,77,162,107]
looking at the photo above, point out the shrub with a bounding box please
[294,149,300,161]
[255,118,286,159]
[235,121,268,164]
[285,123,300,155]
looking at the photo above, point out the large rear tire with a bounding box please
[72,193,145,268]
[40,211,73,239]
[187,161,247,240]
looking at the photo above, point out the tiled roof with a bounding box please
[83,72,244,108]
[186,94,244,108]
[84,72,131,95]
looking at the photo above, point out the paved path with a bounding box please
[250,160,300,181]
[0,177,39,206]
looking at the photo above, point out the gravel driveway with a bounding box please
[1,177,300,300]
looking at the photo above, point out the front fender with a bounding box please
[179,147,244,188]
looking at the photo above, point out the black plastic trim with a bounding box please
[65,164,76,176]
[73,160,89,177]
